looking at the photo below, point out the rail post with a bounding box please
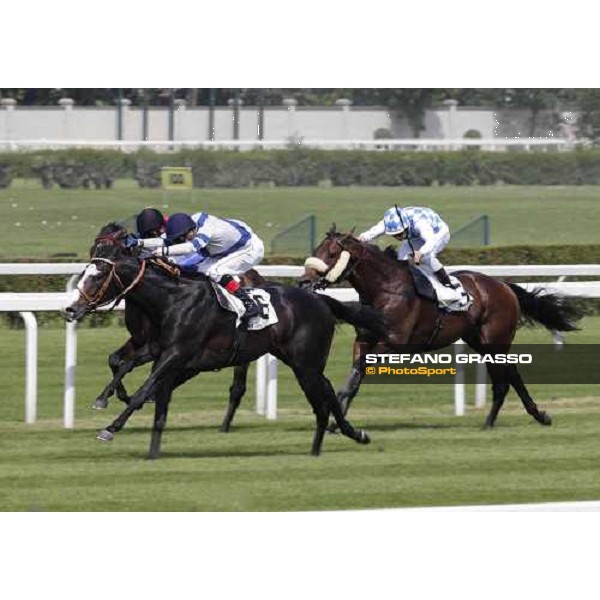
[18,311,38,424]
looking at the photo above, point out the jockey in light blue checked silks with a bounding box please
[130,211,265,318]
[358,206,458,289]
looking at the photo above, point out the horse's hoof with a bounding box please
[96,429,114,442]
[540,412,552,426]
[357,429,371,445]
[92,398,108,410]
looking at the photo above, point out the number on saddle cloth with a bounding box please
[251,293,270,319]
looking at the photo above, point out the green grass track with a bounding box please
[0,318,598,511]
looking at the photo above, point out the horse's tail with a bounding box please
[319,295,387,339]
[507,282,584,332]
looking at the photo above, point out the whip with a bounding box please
[395,204,415,257]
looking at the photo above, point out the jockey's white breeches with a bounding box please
[397,224,450,276]
[197,235,265,282]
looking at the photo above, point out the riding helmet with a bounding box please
[383,206,408,235]
[136,208,165,238]
[166,212,197,242]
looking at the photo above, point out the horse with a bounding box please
[63,226,387,459]
[300,225,584,428]
[89,223,267,434]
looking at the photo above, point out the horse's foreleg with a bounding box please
[93,340,135,409]
[220,362,250,432]
[94,345,154,409]
[337,338,373,413]
[337,364,365,414]
[148,386,172,460]
[97,350,183,443]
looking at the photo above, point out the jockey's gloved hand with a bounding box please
[124,234,142,249]
[138,249,154,261]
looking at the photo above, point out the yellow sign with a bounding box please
[161,167,193,190]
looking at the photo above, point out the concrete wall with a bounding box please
[0,103,568,142]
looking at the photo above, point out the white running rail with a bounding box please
[1,263,597,426]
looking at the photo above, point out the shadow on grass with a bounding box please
[157,447,318,460]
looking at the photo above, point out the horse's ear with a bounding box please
[327,222,337,237]
[349,226,356,236]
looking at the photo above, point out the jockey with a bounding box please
[358,206,458,289]
[138,211,265,318]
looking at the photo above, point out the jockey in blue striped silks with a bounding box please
[358,206,458,289]
[139,211,265,318]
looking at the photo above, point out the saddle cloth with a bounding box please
[210,283,279,330]
[410,266,472,312]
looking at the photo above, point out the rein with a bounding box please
[79,257,146,312]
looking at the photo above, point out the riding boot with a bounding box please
[233,287,262,319]
[435,268,459,289]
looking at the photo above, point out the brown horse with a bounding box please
[300,225,583,428]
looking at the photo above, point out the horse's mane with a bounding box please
[91,222,129,258]
[97,222,127,238]
[352,238,410,271]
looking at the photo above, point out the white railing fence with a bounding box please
[1,263,598,427]
[0,138,570,153]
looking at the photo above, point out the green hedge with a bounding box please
[4,148,600,189]
[0,149,130,189]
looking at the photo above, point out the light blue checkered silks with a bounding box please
[383,206,443,237]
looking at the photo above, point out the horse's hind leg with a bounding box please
[466,332,551,427]
[293,367,370,456]
[463,333,511,428]
[220,363,250,432]
[484,371,510,428]
[507,366,552,426]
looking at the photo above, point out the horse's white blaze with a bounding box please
[77,264,100,292]
[65,287,81,307]
[325,251,350,283]
[304,257,329,273]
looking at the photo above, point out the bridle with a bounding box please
[304,234,365,290]
[78,256,146,312]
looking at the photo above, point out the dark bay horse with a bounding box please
[89,224,266,433]
[63,227,386,458]
[300,226,583,428]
